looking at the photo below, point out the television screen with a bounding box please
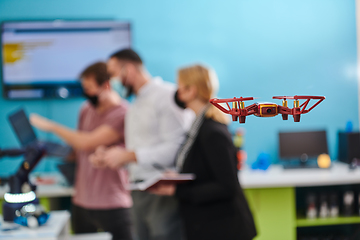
[1,20,131,99]
[279,130,329,161]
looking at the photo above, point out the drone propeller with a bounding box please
[272,95,325,122]
[210,97,256,123]
[273,95,325,100]
[210,97,254,103]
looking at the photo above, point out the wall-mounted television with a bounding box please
[1,20,131,99]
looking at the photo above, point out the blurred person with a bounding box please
[30,62,133,240]
[150,64,257,240]
[91,49,194,240]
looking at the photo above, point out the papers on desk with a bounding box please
[128,173,195,191]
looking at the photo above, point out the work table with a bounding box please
[239,161,360,189]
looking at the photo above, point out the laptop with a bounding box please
[8,109,72,157]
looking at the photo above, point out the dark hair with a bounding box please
[79,62,109,86]
[109,48,143,64]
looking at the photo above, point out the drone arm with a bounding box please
[209,100,231,114]
[245,103,258,115]
[305,98,325,113]
[293,98,325,114]
[298,99,310,114]
[278,106,292,115]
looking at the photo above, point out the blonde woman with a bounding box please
[151,64,257,240]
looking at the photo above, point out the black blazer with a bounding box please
[176,118,257,240]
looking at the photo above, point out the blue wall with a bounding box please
[0,0,358,175]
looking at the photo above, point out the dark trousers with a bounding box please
[71,204,133,240]
[131,191,183,240]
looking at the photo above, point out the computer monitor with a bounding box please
[279,130,329,168]
[1,20,131,99]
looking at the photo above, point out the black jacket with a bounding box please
[176,118,257,240]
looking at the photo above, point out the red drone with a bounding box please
[209,95,325,123]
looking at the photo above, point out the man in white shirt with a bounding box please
[91,49,194,240]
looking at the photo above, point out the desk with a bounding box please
[0,211,70,240]
[0,172,75,199]
[240,161,360,188]
[239,162,360,240]
[68,232,112,240]
[0,185,75,200]
[2,162,360,240]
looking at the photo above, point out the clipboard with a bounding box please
[128,173,195,191]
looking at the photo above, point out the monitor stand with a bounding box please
[282,161,320,169]
[282,155,320,169]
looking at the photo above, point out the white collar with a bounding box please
[137,77,163,97]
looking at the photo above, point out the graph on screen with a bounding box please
[1,20,131,99]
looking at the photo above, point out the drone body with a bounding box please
[210,95,325,123]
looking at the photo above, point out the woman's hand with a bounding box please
[148,184,176,196]
[30,114,55,132]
